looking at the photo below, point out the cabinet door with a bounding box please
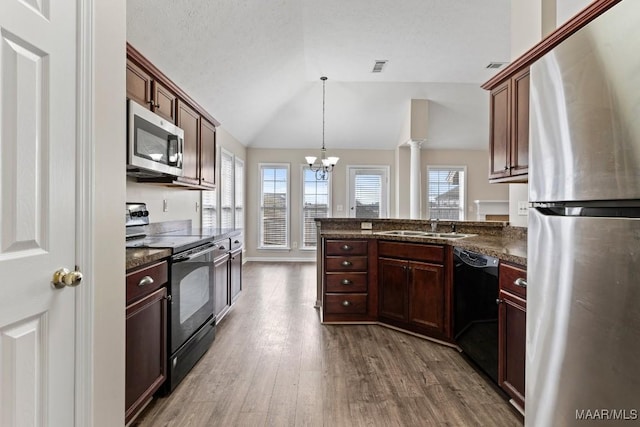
[177,100,200,183]
[126,60,152,108]
[378,257,408,322]
[125,287,167,423]
[489,80,510,180]
[230,249,242,303]
[200,118,216,188]
[511,68,530,177]
[498,290,526,409]
[214,255,230,322]
[408,261,444,333]
[153,81,177,123]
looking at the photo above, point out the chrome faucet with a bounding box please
[430,219,438,232]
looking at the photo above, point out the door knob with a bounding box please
[52,267,83,289]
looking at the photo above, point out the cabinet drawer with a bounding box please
[326,240,368,256]
[326,256,367,272]
[325,294,368,315]
[230,236,243,252]
[499,262,527,299]
[126,261,168,304]
[326,273,368,293]
[378,241,444,263]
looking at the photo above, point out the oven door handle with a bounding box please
[172,244,217,262]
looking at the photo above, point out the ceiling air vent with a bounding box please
[372,60,388,73]
[486,62,508,69]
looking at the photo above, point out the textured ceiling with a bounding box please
[127,0,510,150]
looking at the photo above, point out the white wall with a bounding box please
[556,0,593,27]
[94,0,126,425]
[127,179,202,226]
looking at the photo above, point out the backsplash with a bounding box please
[127,178,201,227]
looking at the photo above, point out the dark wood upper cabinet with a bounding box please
[126,60,152,108]
[126,43,219,190]
[176,100,200,185]
[153,81,177,123]
[200,119,216,188]
[487,68,529,183]
[482,0,621,184]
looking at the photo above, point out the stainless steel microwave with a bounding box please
[127,99,184,177]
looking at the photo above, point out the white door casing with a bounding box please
[0,0,79,425]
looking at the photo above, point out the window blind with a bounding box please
[202,189,217,228]
[426,166,465,220]
[302,166,330,248]
[260,164,289,248]
[220,150,234,229]
[354,172,383,218]
[234,158,244,244]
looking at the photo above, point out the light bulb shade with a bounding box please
[321,158,331,167]
[327,156,339,165]
[305,156,317,165]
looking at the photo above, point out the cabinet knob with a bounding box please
[496,298,503,305]
[504,165,509,171]
[342,245,351,251]
[514,278,527,288]
[341,279,352,285]
[341,260,352,267]
[341,300,351,307]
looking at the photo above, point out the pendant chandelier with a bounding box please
[305,76,339,180]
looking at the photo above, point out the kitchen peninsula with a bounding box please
[315,218,528,411]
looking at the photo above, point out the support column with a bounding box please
[409,140,422,219]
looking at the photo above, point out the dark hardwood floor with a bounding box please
[133,262,523,426]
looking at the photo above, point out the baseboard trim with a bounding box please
[244,257,316,263]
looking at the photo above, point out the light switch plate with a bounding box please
[518,201,528,216]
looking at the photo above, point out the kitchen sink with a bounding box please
[373,230,474,239]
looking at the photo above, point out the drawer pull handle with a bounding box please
[341,261,352,267]
[342,300,351,307]
[514,278,527,288]
[341,279,352,285]
[342,245,351,251]
[138,276,154,287]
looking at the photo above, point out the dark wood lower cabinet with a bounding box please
[125,287,167,423]
[378,242,449,341]
[378,257,408,322]
[498,262,527,410]
[214,252,230,322]
[230,248,242,303]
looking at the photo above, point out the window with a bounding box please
[347,166,389,218]
[202,189,217,228]
[426,166,466,220]
[234,157,244,241]
[259,164,289,248]
[302,166,330,249]
[220,149,234,229]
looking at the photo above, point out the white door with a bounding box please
[0,0,79,426]
[347,166,389,218]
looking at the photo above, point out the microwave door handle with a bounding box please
[167,135,179,166]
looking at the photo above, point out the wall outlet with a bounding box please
[163,199,168,212]
[336,204,344,212]
[518,201,528,216]
[361,222,373,230]
[292,241,298,249]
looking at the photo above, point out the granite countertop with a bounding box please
[319,230,527,266]
[126,248,172,271]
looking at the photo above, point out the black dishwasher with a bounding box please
[453,247,499,383]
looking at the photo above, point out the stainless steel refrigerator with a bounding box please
[528,1,640,426]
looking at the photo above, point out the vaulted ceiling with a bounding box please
[127,0,510,150]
